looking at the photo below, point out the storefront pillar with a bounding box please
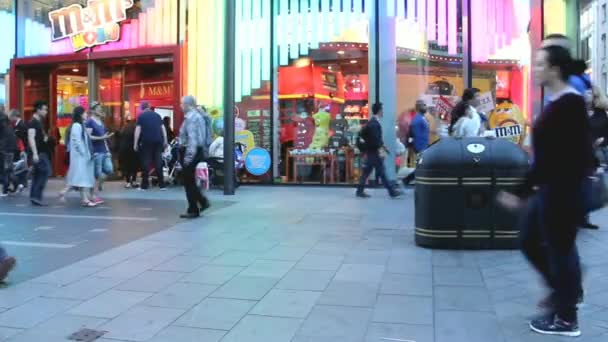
[369,1,397,180]
[223,0,236,195]
[87,61,98,104]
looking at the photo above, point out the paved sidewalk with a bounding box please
[1,185,608,342]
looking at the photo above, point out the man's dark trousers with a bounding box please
[519,186,582,322]
[140,143,165,189]
[181,148,209,214]
[357,151,392,194]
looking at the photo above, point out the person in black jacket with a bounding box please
[0,112,18,196]
[590,90,608,166]
[119,118,139,188]
[9,109,27,191]
[356,103,402,198]
[498,42,594,337]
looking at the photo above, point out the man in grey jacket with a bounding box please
[179,96,210,219]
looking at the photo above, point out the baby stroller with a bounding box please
[150,139,182,186]
[207,142,246,188]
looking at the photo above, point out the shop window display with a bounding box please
[471,0,531,146]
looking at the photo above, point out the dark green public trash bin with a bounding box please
[414,137,529,249]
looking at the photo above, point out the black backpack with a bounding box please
[356,124,370,151]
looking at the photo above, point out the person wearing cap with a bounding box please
[134,101,167,190]
[85,101,114,204]
[356,102,402,198]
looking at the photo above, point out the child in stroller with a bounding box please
[206,141,246,188]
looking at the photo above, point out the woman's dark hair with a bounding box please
[72,106,85,124]
[0,111,8,128]
[33,100,47,112]
[448,88,480,134]
[541,45,575,82]
[68,106,87,142]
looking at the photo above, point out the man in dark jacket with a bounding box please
[356,103,402,198]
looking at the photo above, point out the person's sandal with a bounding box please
[81,201,98,208]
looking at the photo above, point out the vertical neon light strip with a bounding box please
[234,0,243,102]
[447,0,457,54]
[354,0,363,19]
[243,0,253,98]
[386,0,395,17]
[504,0,515,46]
[299,0,309,56]
[310,0,319,49]
[495,0,504,49]
[427,0,436,42]
[262,0,271,80]
[417,0,426,35]
[210,1,220,102]
[252,0,262,90]
[216,0,226,106]
[330,0,340,40]
[187,0,197,97]
[405,0,413,21]
[486,0,496,55]
[397,0,405,19]
[437,0,447,46]
[279,0,289,66]
[290,0,300,60]
[321,0,331,47]
[197,0,207,102]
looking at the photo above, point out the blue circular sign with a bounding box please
[245,148,271,176]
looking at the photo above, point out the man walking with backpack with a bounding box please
[356,103,402,198]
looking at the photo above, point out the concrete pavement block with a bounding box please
[317,280,379,308]
[220,315,303,342]
[334,264,385,284]
[276,269,335,291]
[366,323,434,342]
[68,290,152,319]
[175,297,256,330]
[297,305,372,341]
[45,276,124,300]
[433,266,485,286]
[145,326,225,342]
[144,282,217,309]
[152,255,212,273]
[250,289,321,318]
[209,276,278,300]
[116,271,186,293]
[372,295,433,325]
[435,286,493,312]
[100,305,185,341]
[380,273,433,297]
[435,310,504,342]
[180,265,244,285]
[2,314,106,342]
[260,246,310,261]
[211,251,261,267]
[0,297,80,329]
[28,265,102,286]
[296,254,344,271]
[240,260,296,278]
[0,282,59,309]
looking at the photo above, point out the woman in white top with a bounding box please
[66,106,96,207]
[452,107,480,137]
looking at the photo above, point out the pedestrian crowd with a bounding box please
[0,95,214,283]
